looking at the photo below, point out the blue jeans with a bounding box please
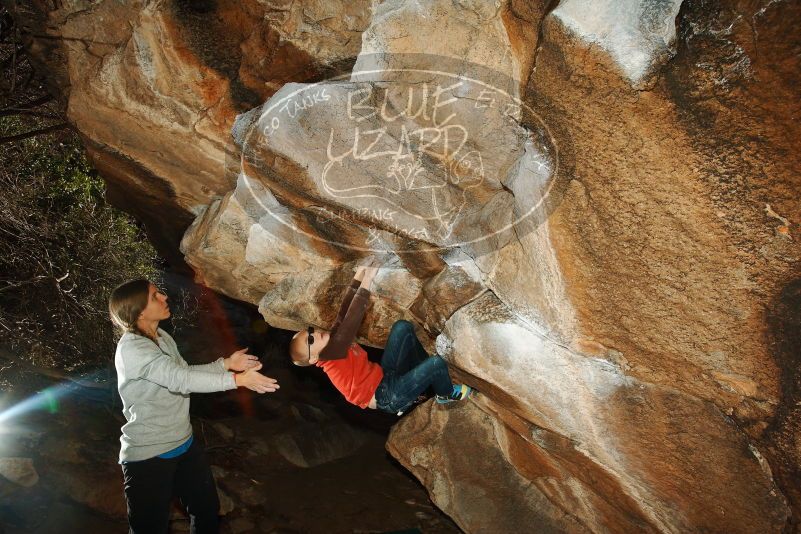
[374,320,453,414]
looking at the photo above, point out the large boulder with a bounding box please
[7,0,801,531]
[5,0,372,266]
[389,293,787,533]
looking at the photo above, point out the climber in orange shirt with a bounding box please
[289,262,472,415]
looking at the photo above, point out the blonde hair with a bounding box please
[108,279,151,338]
[289,330,312,366]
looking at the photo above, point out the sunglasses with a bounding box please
[307,326,314,361]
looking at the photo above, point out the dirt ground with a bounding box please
[0,348,461,534]
[0,274,463,533]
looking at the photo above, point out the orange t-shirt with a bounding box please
[316,343,383,408]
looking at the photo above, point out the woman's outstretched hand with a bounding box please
[234,363,279,393]
[224,348,260,372]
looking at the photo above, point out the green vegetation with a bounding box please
[0,130,159,369]
[1,3,159,369]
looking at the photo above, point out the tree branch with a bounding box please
[0,275,48,294]
[0,93,52,112]
[0,122,71,144]
[9,44,17,93]
[0,108,61,119]
[18,66,35,93]
[0,44,24,69]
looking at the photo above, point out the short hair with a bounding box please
[289,330,312,367]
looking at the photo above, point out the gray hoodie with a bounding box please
[114,328,236,463]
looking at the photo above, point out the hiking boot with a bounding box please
[436,384,473,404]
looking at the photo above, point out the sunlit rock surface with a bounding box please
[393,293,787,532]
[7,0,801,531]
[551,0,684,87]
[6,0,371,266]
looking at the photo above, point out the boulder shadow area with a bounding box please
[0,273,460,534]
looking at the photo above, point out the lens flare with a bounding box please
[0,369,110,426]
[194,277,256,417]
[0,383,67,425]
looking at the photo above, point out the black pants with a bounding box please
[121,439,220,534]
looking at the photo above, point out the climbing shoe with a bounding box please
[436,384,473,404]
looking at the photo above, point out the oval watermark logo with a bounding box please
[236,54,566,257]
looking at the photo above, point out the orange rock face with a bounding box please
[7,0,800,531]
[8,0,371,267]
